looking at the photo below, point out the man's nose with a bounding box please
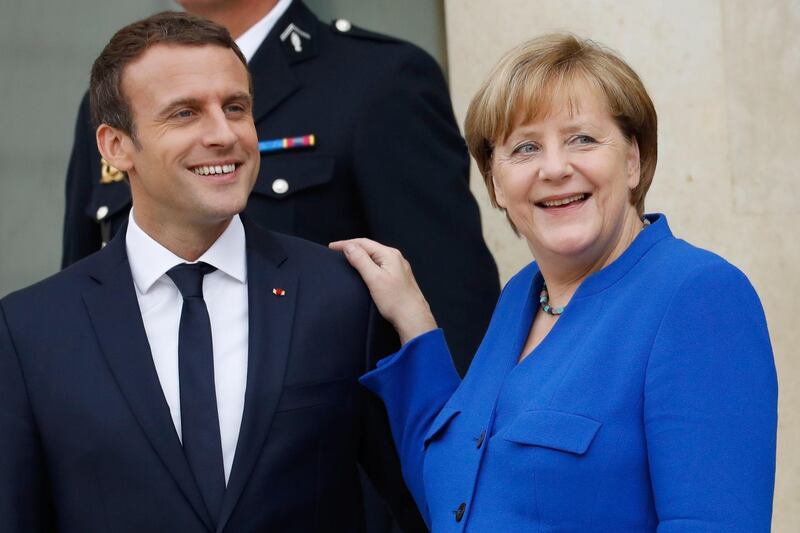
[202,109,238,148]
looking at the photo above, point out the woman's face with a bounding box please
[491,79,641,268]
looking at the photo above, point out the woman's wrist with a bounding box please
[395,305,438,345]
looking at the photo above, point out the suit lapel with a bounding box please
[217,219,298,532]
[250,0,319,124]
[82,232,214,532]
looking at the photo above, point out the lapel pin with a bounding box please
[272,288,286,297]
[259,134,315,153]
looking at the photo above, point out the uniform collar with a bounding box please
[247,1,319,122]
[262,0,319,64]
[126,210,247,294]
[235,0,294,63]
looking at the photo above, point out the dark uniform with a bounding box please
[63,0,499,374]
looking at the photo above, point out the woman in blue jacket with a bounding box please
[331,34,777,532]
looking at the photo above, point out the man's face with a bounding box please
[117,43,258,231]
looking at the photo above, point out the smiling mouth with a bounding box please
[190,163,239,176]
[536,193,590,208]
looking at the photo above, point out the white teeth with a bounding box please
[542,194,585,207]
[192,164,237,175]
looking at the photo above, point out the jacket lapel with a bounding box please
[82,231,214,532]
[250,0,319,124]
[217,219,298,532]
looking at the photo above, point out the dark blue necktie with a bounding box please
[167,262,225,524]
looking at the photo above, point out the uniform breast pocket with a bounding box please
[253,154,334,200]
[248,154,335,235]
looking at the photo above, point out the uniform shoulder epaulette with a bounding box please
[329,18,402,44]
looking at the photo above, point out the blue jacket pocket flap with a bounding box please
[501,410,601,455]
[423,407,461,448]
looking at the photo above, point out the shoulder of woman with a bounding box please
[656,239,756,297]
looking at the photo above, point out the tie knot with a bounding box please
[167,262,217,299]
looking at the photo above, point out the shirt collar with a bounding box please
[235,0,294,62]
[126,210,247,294]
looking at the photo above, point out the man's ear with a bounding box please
[96,124,135,172]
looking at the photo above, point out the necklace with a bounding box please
[539,283,565,315]
[539,217,651,316]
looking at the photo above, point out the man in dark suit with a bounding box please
[0,12,423,532]
[62,0,500,377]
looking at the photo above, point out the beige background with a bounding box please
[444,0,799,530]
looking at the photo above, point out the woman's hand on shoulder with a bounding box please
[330,238,437,344]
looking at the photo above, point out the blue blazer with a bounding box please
[361,215,777,532]
[0,218,423,532]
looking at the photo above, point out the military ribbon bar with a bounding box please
[259,134,316,153]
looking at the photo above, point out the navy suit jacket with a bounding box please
[61,0,499,375]
[0,218,423,532]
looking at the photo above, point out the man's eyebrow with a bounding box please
[157,92,253,118]
[157,97,201,118]
[226,91,254,108]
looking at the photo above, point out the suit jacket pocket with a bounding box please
[275,377,352,413]
[253,154,335,199]
[501,409,601,455]
[423,407,461,448]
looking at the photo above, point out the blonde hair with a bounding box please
[464,33,657,216]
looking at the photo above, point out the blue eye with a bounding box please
[174,109,194,119]
[573,135,596,145]
[513,143,538,155]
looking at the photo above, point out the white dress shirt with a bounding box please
[235,0,293,62]
[126,211,249,484]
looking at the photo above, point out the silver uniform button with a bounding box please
[96,205,109,221]
[272,178,289,195]
[335,19,352,33]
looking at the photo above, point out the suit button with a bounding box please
[475,430,485,449]
[96,205,109,221]
[272,178,289,194]
[454,502,466,522]
[335,19,352,32]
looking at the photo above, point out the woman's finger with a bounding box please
[331,238,437,343]
[331,238,401,271]
[334,242,384,283]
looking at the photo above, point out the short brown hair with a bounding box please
[89,11,249,138]
[465,33,657,216]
